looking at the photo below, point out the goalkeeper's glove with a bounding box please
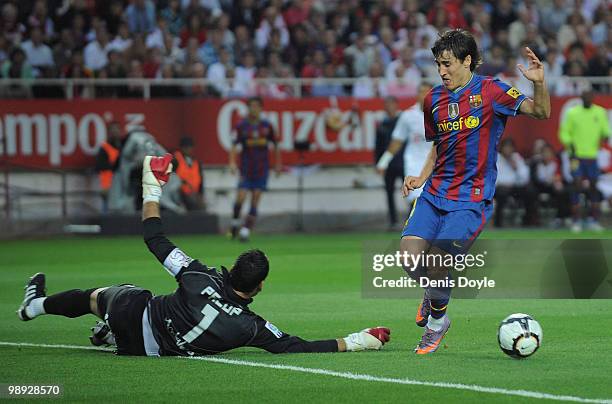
[343,326,391,351]
[142,153,173,204]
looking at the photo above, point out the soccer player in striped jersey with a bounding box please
[401,30,550,354]
[229,97,281,242]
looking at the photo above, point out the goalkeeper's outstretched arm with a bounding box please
[141,154,195,277]
[247,319,391,353]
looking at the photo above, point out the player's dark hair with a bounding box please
[229,249,269,293]
[247,96,263,107]
[431,29,482,72]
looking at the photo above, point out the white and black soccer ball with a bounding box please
[497,313,542,359]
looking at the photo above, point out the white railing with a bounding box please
[0,76,609,100]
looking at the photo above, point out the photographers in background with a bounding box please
[95,122,123,213]
[173,136,205,211]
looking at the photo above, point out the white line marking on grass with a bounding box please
[0,341,114,352]
[189,356,612,403]
[1,341,610,404]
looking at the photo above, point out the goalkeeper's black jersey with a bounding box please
[149,262,282,356]
[143,218,337,356]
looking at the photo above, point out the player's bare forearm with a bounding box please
[229,147,236,164]
[529,81,551,119]
[229,146,238,174]
[142,201,161,221]
[337,338,347,352]
[387,139,403,155]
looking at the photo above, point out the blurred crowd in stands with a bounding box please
[495,134,612,231]
[0,0,609,98]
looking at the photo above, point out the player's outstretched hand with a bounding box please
[402,176,423,197]
[517,47,545,84]
[142,153,173,204]
[343,326,391,351]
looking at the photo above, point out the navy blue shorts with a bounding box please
[239,176,268,190]
[401,195,494,254]
[571,158,599,181]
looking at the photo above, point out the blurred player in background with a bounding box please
[173,136,205,211]
[376,83,432,208]
[95,122,123,213]
[17,154,390,356]
[401,30,550,354]
[559,89,610,232]
[374,96,404,230]
[229,97,281,242]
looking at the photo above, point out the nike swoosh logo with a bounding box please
[432,105,441,114]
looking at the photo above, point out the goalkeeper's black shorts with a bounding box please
[97,284,152,356]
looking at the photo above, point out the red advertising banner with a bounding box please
[0,97,610,169]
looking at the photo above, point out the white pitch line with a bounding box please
[0,341,114,352]
[1,341,611,404]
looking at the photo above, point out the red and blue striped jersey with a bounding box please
[234,118,278,179]
[422,74,527,204]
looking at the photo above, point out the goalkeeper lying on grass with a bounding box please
[17,154,390,356]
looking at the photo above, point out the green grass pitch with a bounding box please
[1,230,612,403]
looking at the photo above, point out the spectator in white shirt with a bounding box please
[344,34,375,78]
[161,31,182,66]
[207,47,233,97]
[21,27,53,75]
[495,138,538,227]
[145,16,169,50]
[377,27,395,67]
[108,22,133,53]
[255,6,289,50]
[217,13,235,50]
[352,60,387,99]
[385,46,421,96]
[232,51,257,97]
[542,46,565,96]
[85,27,111,71]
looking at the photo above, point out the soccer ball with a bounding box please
[238,227,250,242]
[497,313,542,359]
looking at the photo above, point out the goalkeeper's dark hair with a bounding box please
[229,249,269,293]
[431,29,482,72]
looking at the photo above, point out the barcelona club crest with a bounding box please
[448,103,459,119]
[469,94,482,108]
